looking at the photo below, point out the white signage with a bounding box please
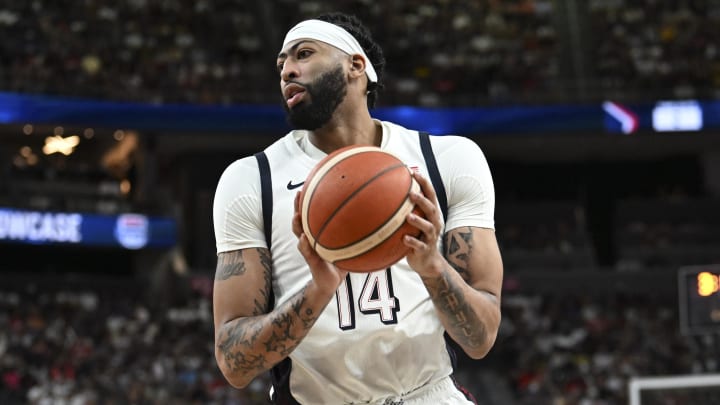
[0,209,82,243]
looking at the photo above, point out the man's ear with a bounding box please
[349,54,367,79]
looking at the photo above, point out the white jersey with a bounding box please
[213,120,495,404]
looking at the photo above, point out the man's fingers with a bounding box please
[412,172,437,202]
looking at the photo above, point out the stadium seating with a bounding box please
[0,273,707,404]
[2,1,716,106]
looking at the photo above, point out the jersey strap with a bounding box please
[254,151,275,311]
[418,131,448,222]
[254,151,273,250]
[254,151,299,404]
[418,132,478,402]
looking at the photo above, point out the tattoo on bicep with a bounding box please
[215,250,246,280]
[427,271,487,349]
[253,249,273,315]
[443,227,473,282]
[259,248,272,272]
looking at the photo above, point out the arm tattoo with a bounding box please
[217,285,320,375]
[264,312,296,355]
[217,315,267,372]
[215,250,246,280]
[290,291,317,329]
[429,227,487,348]
[216,249,272,314]
[259,248,272,274]
[254,249,272,315]
[423,271,487,349]
[443,227,473,282]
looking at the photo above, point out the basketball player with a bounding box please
[212,12,503,404]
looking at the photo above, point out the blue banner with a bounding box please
[1,91,718,135]
[0,207,176,249]
[0,91,603,135]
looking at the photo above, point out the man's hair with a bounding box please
[315,12,385,108]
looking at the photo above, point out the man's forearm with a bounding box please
[420,227,502,358]
[421,266,498,358]
[215,282,331,388]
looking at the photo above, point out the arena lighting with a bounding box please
[697,271,719,297]
[679,265,720,335]
[42,135,80,155]
[602,101,639,134]
[13,146,38,167]
[652,100,703,132]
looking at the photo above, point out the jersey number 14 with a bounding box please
[335,268,400,330]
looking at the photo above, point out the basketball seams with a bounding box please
[316,177,420,263]
[314,162,408,247]
[301,146,380,248]
[301,146,420,271]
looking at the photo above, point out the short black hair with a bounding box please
[315,12,385,108]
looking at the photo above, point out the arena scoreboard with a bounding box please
[679,265,720,335]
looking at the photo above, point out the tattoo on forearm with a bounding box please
[290,292,316,329]
[430,228,488,348]
[424,271,487,349]
[443,227,473,282]
[264,312,296,356]
[216,285,319,375]
[215,250,247,280]
[217,316,266,373]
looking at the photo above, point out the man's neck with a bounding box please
[308,106,381,154]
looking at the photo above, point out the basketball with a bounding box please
[299,145,423,272]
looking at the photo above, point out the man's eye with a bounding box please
[298,50,312,59]
[277,63,284,72]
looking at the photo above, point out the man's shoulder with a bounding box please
[381,120,472,144]
[263,130,306,160]
[428,133,476,148]
[217,155,260,188]
[381,120,418,136]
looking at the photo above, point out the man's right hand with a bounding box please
[293,191,348,293]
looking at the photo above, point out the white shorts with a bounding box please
[370,376,475,405]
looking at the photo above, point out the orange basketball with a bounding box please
[299,145,423,272]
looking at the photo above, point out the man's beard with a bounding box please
[283,65,347,131]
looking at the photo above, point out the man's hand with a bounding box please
[293,191,348,293]
[403,172,445,277]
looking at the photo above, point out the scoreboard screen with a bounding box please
[679,265,720,335]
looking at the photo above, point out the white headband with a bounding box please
[282,19,378,83]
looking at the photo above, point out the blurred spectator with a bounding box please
[2,274,717,404]
[0,280,271,404]
[615,197,720,270]
[0,1,557,106]
[492,291,710,404]
[2,1,715,105]
[589,0,720,101]
[496,201,595,271]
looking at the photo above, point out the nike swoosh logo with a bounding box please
[286,180,305,190]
